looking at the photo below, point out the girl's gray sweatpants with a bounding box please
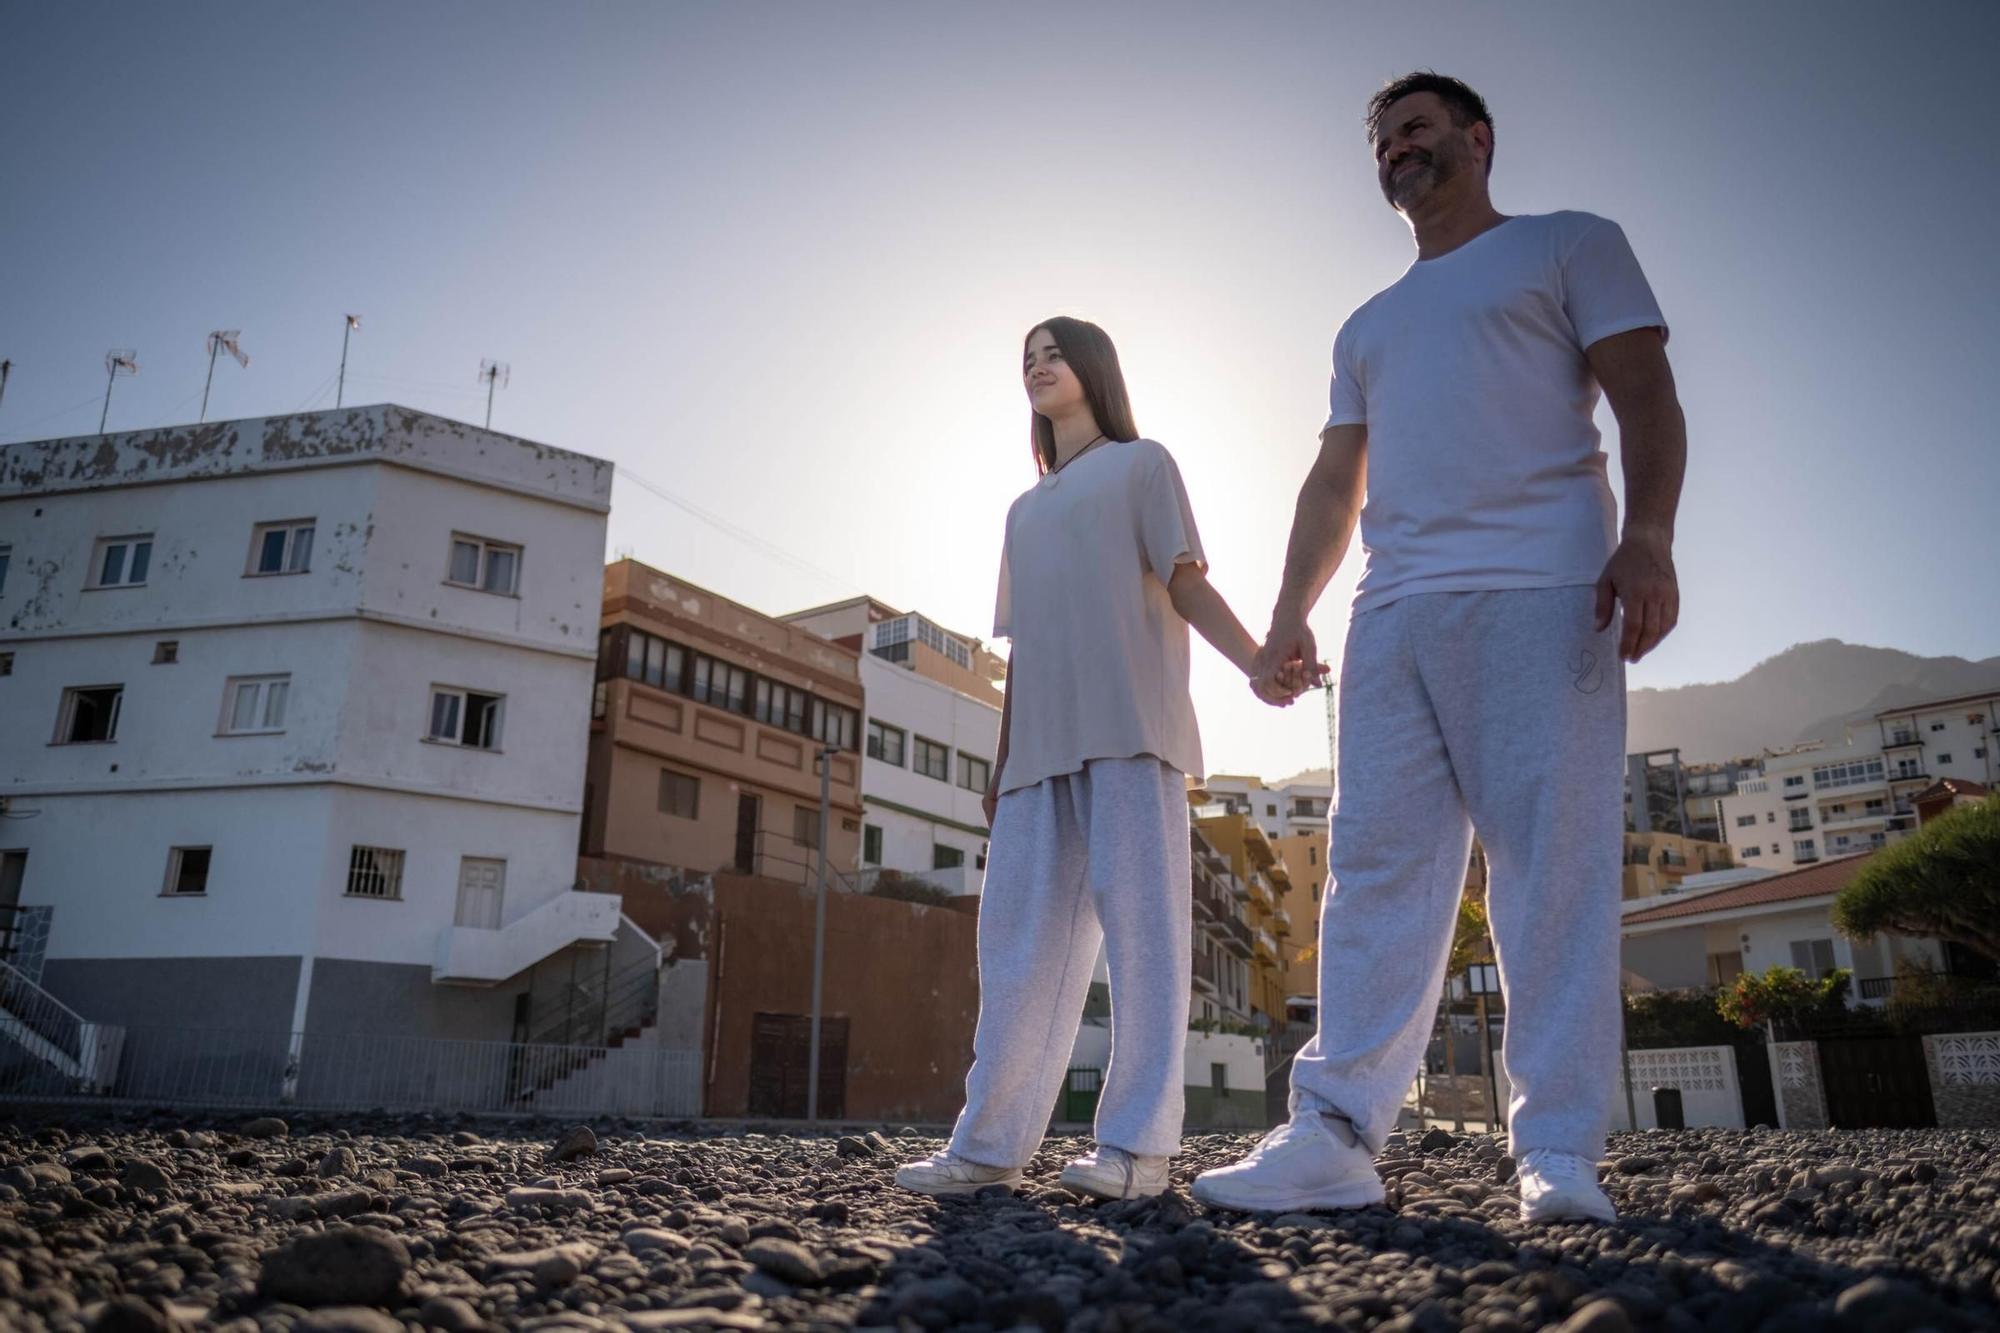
[947,756,1191,1167]
[1290,586,1626,1162]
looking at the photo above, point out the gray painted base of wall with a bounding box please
[1184,1085,1269,1132]
[41,956,301,1034]
[309,959,522,1042]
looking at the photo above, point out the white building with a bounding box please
[1720,690,1999,871]
[781,597,1003,897]
[1204,773,1332,842]
[0,406,620,1049]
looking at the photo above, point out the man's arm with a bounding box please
[1253,423,1367,701]
[1587,326,1686,662]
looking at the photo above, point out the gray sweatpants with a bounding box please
[947,756,1192,1167]
[1290,586,1626,1161]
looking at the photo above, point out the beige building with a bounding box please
[582,560,864,883]
[1621,831,1737,900]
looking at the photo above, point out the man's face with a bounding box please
[1371,92,1482,212]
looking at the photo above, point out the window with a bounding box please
[0,652,11,677]
[914,737,949,782]
[1937,753,1953,766]
[755,679,809,733]
[92,535,153,588]
[429,687,504,749]
[1977,748,1988,760]
[862,823,883,865]
[221,675,290,734]
[1812,757,1885,789]
[1308,846,1318,865]
[1929,722,1946,732]
[1735,814,1758,828]
[153,640,178,665]
[249,520,314,576]
[809,698,858,751]
[691,655,750,713]
[793,805,820,849]
[626,630,688,693]
[446,535,520,595]
[1266,803,1277,817]
[933,844,965,871]
[1741,846,1762,858]
[866,720,906,766]
[1766,812,1776,824]
[658,769,699,819]
[958,753,991,793]
[56,685,123,743]
[1789,937,1837,980]
[345,846,405,899]
[163,846,212,897]
[1792,838,1817,860]
[0,543,10,595]
[1787,811,1812,833]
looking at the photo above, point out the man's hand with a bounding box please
[1251,612,1327,706]
[982,770,1002,828]
[1595,527,1678,662]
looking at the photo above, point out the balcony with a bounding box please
[1255,928,1280,962]
[1817,808,1890,833]
[1192,951,1219,993]
[1272,905,1293,936]
[1889,769,1931,784]
[1217,916,1254,958]
[1883,733,1923,750]
[434,889,623,985]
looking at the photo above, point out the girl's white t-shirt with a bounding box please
[993,438,1206,795]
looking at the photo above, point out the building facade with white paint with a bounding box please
[1720,691,1998,871]
[0,406,618,1046]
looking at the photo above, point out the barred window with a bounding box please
[346,846,406,899]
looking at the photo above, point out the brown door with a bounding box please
[0,851,25,963]
[747,1012,847,1119]
[734,794,760,873]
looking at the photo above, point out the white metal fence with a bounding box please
[0,1023,703,1119]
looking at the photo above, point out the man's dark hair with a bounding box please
[1365,71,1495,176]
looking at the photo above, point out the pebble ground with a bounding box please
[2,1108,1996,1332]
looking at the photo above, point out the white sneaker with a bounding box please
[1190,1113,1384,1212]
[1516,1148,1617,1223]
[893,1151,1023,1197]
[1060,1146,1170,1200]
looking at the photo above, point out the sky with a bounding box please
[4,1,1997,782]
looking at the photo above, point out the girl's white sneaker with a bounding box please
[893,1151,1023,1197]
[1190,1113,1385,1212]
[1060,1146,1171,1200]
[1516,1148,1618,1223]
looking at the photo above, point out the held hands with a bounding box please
[1595,527,1679,662]
[1250,612,1331,708]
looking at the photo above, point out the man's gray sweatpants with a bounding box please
[1290,585,1626,1161]
[947,756,1192,1167]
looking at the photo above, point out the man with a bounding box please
[1193,72,1685,1224]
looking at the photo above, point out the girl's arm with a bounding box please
[983,664,1013,828]
[1169,563,1296,701]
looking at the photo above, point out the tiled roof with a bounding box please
[1622,853,1874,926]
[1912,778,1990,803]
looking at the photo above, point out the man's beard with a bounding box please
[1382,145,1461,208]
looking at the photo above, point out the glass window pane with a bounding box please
[259,529,288,573]
[231,683,260,732]
[263,681,289,729]
[484,547,517,594]
[450,540,480,584]
[431,691,460,740]
[664,644,684,691]
[101,543,127,585]
[129,542,151,582]
[289,526,314,572]
[644,637,665,687]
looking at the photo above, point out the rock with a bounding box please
[487,1242,595,1286]
[620,1313,764,1331]
[742,1237,822,1286]
[121,1159,175,1192]
[240,1117,289,1139]
[836,1135,875,1159]
[1419,1128,1456,1153]
[597,1167,634,1185]
[296,1310,404,1333]
[65,1147,117,1174]
[90,1296,174,1333]
[257,1226,411,1307]
[716,1218,751,1247]
[318,1147,358,1179]
[403,1155,448,1179]
[1493,1156,1517,1186]
[548,1125,597,1163]
[1834,1277,1947,1330]
[1616,1155,1662,1176]
[314,1187,376,1219]
[622,1227,692,1256]
[505,1186,591,1212]
[417,1295,486,1332]
[864,1130,892,1153]
[1556,1300,1633,1333]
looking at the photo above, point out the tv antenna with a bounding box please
[101,349,138,433]
[200,330,249,423]
[479,359,509,430]
[0,359,12,416]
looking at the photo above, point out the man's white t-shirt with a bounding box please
[993,438,1205,795]
[1326,210,1667,614]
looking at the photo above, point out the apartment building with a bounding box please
[1621,831,1737,900]
[583,561,864,886]
[1193,811,1295,1031]
[0,407,618,1046]
[1721,690,1998,870]
[781,597,1002,897]
[1681,757,1764,843]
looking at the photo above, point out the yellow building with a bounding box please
[1272,829,1327,999]
[1193,811,1293,1031]
[1621,831,1735,900]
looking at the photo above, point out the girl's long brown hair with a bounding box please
[1025,316,1140,475]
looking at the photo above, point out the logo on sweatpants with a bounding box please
[1571,649,1604,695]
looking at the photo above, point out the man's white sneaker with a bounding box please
[1190,1113,1385,1213]
[1516,1149,1618,1223]
[1060,1146,1170,1201]
[893,1151,1023,1197]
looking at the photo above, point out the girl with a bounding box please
[896,316,1282,1201]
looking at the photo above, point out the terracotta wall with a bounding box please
[702,873,979,1123]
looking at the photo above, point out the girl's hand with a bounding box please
[983,771,1003,828]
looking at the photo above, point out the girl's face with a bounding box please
[1023,327,1087,419]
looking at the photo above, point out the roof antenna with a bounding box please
[101,349,138,433]
[479,359,510,429]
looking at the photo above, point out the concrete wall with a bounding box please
[1067,1025,1267,1131]
[1772,1040,1829,1130]
[1923,1031,2000,1129]
[1611,1044,1745,1130]
[39,955,301,1033]
[703,874,978,1123]
[1622,924,1710,991]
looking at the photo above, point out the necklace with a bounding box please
[1049,433,1108,477]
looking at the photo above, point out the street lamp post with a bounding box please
[805,743,835,1122]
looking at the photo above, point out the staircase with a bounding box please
[0,959,124,1092]
[510,952,662,1106]
[433,887,622,984]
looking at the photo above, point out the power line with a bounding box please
[614,464,864,598]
